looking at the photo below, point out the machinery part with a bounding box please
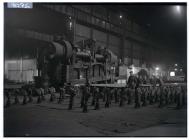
[49,41,73,59]
[95,50,118,63]
[37,40,73,87]
[108,50,118,64]
[95,54,105,62]
[76,51,91,61]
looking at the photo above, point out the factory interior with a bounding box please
[4,3,187,137]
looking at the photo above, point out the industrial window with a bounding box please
[109,11,119,26]
[93,6,107,21]
[106,22,110,30]
[93,29,107,43]
[66,6,74,16]
[5,59,37,82]
[72,5,91,13]
[75,24,90,38]
[125,19,132,31]
[124,48,131,57]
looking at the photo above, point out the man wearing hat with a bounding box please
[127,71,137,105]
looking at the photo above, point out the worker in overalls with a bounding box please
[119,87,126,107]
[168,86,173,105]
[176,86,182,109]
[181,85,186,107]
[83,84,91,112]
[68,84,76,110]
[117,88,121,103]
[141,87,147,106]
[173,86,177,104]
[80,86,85,108]
[140,87,144,105]
[182,86,187,106]
[102,87,106,102]
[22,88,28,105]
[114,87,118,103]
[165,86,170,105]
[146,87,150,104]
[134,86,141,108]
[127,71,136,105]
[91,86,96,106]
[5,89,11,107]
[109,87,114,103]
[158,86,165,108]
[94,87,100,110]
[105,87,110,108]
[172,86,177,104]
[58,84,66,104]
[36,88,42,104]
[14,89,20,104]
[169,86,174,104]
[111,87,116,104]
[149,85,155,105]
[127,87,132,105]
[28,87,33,103]
[154,86,158,103]
[49,86,56,102]
[40,88,45,101]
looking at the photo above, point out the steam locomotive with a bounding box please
[35,37,118,88]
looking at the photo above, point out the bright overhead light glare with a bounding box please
[170,71,175,77]
[176,6,180,12]
[175,6,181,14]
[155,67,159,71]
[119,15,122,19]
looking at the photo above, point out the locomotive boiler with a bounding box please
[36,38,118,88]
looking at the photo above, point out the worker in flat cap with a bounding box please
[127,71,137,105]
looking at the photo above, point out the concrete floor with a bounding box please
[4,95,187,137]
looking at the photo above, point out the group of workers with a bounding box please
[4,72,186,113]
